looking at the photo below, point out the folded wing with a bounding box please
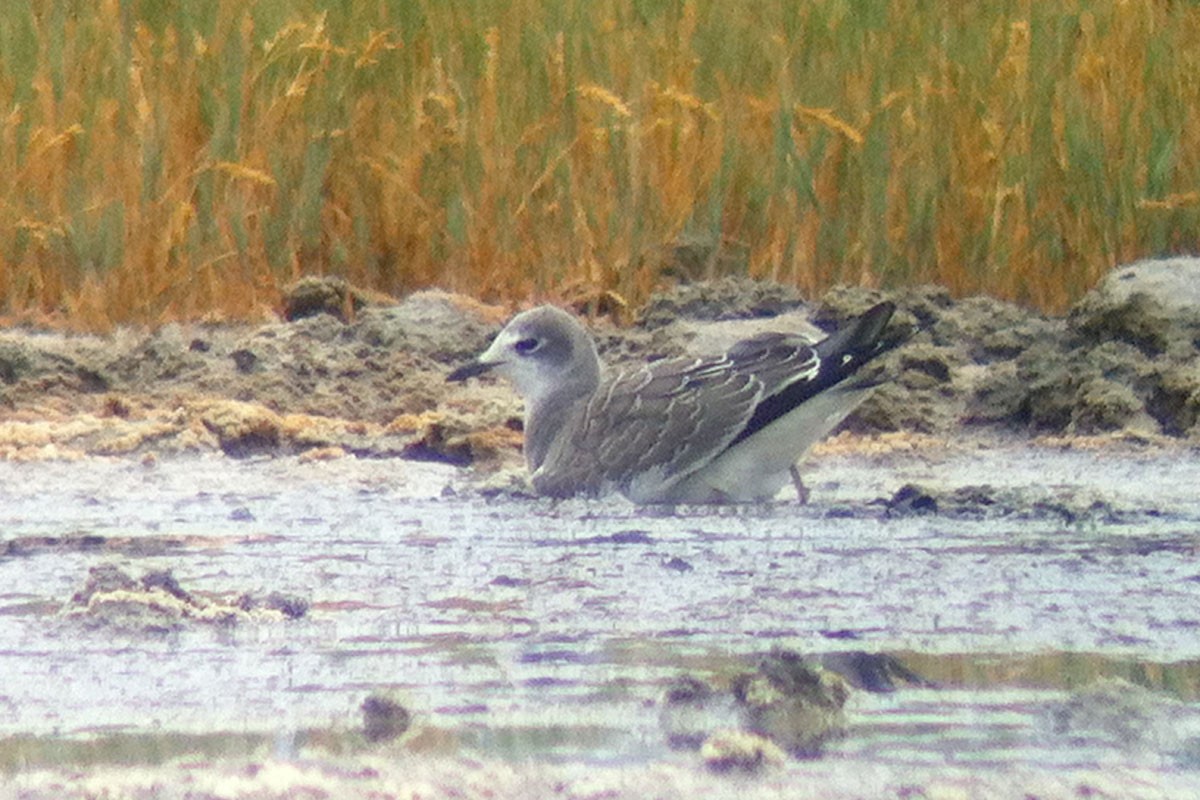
[533,354,762,499]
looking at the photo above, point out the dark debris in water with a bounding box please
[815,651,936,693]
[534,529,654,547]
[3,533,193,558]
[2,532,287,559]
[360,693,412,744]
[880,482,1155,526]
[238,591,310,620]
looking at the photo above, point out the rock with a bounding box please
[1069,257,1200,357]
[1079,256,1200,317]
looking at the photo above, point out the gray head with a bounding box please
[447,305,601,406]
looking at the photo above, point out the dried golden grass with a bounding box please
[2,1,1200,330]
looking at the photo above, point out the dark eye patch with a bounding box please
[514,337,540,354]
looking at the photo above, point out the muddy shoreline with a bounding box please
[3,258,1200,478]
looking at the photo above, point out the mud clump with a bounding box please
[732,649,851,758]
[826,261,1200,440]
[198,399,283,457]
[282,275,377,323]
[361,694,413,744]
[660,648,859,761]
[975,257,1200,437]
[64,565,309,632]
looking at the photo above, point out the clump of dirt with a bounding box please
[815,262,1200,440]
[282,275,398,323]
[63,564,309,632]
[361,694,413,744]
[659,648,853,761]
[964,259,1200,437]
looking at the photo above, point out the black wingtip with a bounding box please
[854,301,897,348]
[815,301,897,366]
[446,361,496,383]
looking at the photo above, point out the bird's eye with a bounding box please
[514,337,540,354]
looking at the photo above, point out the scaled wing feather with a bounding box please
[534,354,762,497]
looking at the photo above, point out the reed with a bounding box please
[2,0,1199,329]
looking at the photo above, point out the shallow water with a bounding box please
[2,445,1200,777]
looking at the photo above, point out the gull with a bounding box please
[448,301,898,503]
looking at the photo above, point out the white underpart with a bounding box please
[649,383,872,503]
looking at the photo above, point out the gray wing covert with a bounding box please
[725,333,821,398]
[535,354,762,498]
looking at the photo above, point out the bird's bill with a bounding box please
[446,360,498,382]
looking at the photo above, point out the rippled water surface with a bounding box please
[2,445,1200,779]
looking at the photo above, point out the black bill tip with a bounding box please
[447,361,496,383]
